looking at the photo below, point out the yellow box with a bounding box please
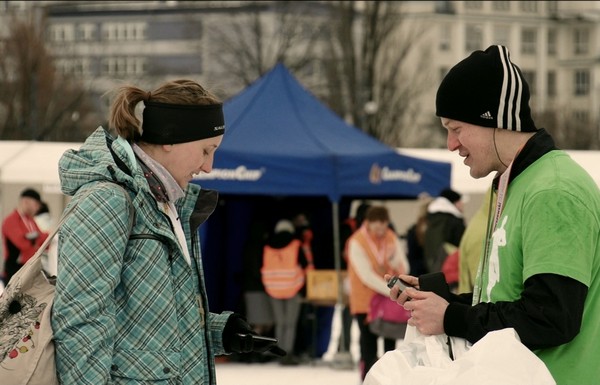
[306,269,347,304]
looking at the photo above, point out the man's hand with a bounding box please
[402,288,448,335]
[385,273,419,304]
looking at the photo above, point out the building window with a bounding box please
[492,1,510,11]
[439,25,452,51]
[49,24,75,42]
[573,110,589,124]
[546,1,558,14]
[521,28,537,55]
[574,28,589,55]
[464,1,483,10]
[547,29,556,56]
[55,58,91,77]
[493,25,510,47]
[521,70,536,95]
[102,57,146,75]
[435,1,455,13]
[102,22,147,41]
[519,1,538,12]
[547,71,556,97]
[574,70,590,96]
[465,24,483,52]
[77,23,96,41]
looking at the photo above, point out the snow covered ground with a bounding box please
[216,304,392,385]
[215,360,362,385]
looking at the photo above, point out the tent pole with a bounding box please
[331,201,354,369]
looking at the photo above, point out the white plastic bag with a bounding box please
[363,326,555,385]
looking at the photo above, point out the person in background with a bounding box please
[240,217,275,363]
[391,45,600,385]
[336,202,371,358]
[458,186,496,293]
[292,212,315,270]
[347,205,409,380]
[1,188,48,285]
[52,79,283,385]
[261,219,308,365]
[441,243,459,293]
[33,201,59,277]
[423,188,465,275]
[404,196,432,277]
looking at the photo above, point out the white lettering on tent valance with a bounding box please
[369,164,422,184]
[194,166,264,181]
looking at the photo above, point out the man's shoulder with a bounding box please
[2,209,19,226]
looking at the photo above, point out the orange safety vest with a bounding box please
[261,239,305,299]
[348,226,400,314]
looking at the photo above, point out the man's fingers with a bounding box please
[404,287,426,299]
[399,274,419,288]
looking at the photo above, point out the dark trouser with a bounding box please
[355,313,396,380]
[3,255,22,285]
[270,294,302,354]
[338,305,352,352]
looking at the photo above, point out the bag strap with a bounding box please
[36,182,134,280]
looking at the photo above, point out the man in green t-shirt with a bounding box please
[392,45,600,385]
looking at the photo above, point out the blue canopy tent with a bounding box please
[193,63,450,356]
[195,63,450,200]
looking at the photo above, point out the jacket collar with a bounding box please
[493,128,558,188]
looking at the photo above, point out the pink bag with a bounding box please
[368,293,411,339]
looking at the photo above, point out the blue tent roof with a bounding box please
[194,63,451,201]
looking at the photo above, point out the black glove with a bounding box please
[419,272,452,301]
[222,314,286,357]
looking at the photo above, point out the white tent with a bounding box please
[398,148,600,194]
[1,140,600,235]
[0,141,81,228]
[383,148,600,234]
[0,141,80,190]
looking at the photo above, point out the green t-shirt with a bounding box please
[476,150,600,385]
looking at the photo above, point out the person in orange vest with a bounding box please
[347,206,410,380]
[337,202,371,354]
[261,219,309,365]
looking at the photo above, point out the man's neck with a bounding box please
[496,129,536,172]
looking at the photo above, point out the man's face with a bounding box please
[441,118,499,179]
[22,197,41,216]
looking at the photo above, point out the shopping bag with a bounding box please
[363,326,555,385]
[368,293,411,339]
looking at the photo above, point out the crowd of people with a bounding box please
[2,44,599,385]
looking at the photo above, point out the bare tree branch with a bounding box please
[0,8,95,141]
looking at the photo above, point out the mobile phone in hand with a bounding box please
[387,276,412,292]
[235,333,286,356]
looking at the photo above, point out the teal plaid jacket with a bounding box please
[51,128,231,385]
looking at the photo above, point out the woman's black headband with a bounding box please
[141,101,225,144]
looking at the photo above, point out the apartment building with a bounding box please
[400,1,600,146]
[2,1,600,146]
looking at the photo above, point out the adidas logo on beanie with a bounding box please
[435,45,537,132]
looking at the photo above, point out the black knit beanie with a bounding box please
[20,188,41,202]
[436,45,537,132]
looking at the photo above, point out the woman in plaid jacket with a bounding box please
[52,80,280,384]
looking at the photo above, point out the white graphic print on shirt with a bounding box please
[486,216,508,300]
